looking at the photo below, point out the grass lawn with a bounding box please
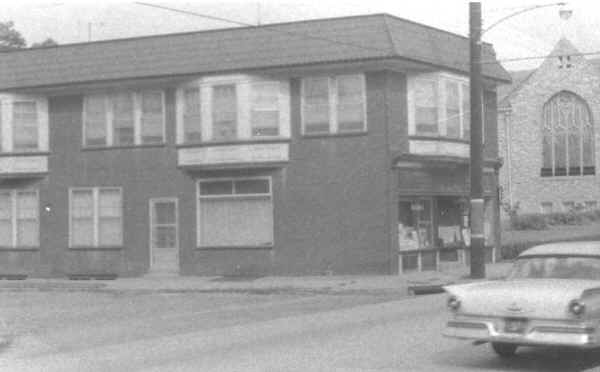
[501,222,600,259]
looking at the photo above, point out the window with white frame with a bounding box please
[251,82,280,137]
[182,88,202,143]
[301,74,366,135]
[70,187,122,247]
[83,90,165,147]
[176,77,290,144]
[410,75,471,140]
[212,84,237,141]
[0,190,39,248]
[197,178,273,247]
[0,96,48,153]
[13,102,39,151]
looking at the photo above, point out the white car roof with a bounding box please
[519,241,600,258]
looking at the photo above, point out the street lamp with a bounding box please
[468,2,568,279]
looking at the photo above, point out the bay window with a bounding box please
[0,95,48,153]
[197,178,273,248]
[70,187,123,247]
[0,190,39,248]
[83,90,165,147]
[176,76,290,144]
[409,74,471,140]
[301,74,366,135]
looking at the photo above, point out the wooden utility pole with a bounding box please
[469,2,485,279]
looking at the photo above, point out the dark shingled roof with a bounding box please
[0,13,510,90]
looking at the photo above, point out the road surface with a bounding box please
[1,290,599,371]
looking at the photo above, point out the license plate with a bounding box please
[504,318,527,333]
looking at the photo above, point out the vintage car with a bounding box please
[443,241,600,357]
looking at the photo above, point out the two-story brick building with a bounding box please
[0,14,509,277]
[498,38,600,216]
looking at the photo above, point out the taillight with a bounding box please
[447,295,461,311]
[569,299,586,316]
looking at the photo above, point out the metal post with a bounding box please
[469,2,485,279]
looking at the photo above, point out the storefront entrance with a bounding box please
[398,195,496,272]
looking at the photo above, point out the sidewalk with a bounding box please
[0,262,512,296]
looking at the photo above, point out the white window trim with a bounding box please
[196,176,273,247]
[68,187,123,248]
[0,189,39,248]
[175,75,291,144]
[408,73,475,141]
[82,90,166,148]
[250,81,282,139]
[0,94,48,153]
[300,74,367,136]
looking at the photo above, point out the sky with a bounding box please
[3,0,600,71]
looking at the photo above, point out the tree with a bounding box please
[0,21,26,51]
[31,38,59,48]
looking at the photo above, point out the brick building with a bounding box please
[498,38,600,216]
[0,14,508,277]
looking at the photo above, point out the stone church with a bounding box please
[498,38,600,216]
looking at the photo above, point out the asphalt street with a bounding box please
[1,290,600,372]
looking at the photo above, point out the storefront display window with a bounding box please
[398,198,433,251]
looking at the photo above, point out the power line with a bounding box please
[483,50,600,64]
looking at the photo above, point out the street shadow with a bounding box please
[434,344,600,371]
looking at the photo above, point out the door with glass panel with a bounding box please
[149,198,178,273]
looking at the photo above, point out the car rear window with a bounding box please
[508,256,600,280]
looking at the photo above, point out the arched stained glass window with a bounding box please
[541,91,595,177]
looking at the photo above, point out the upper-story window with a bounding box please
[212,84,237,141]
[541,91,594,177]
[176,75,290,144]
[301,74,366,135]
[409,74,471,140]
[83,90,165,148]
[0,95,48,153]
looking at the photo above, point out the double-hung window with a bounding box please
[112,92,135,146]
[70,187,123,247]
[251,82,280,137]
[13,102,39,151]
[301,74,366,135]
[410,74,471,140]
[0,95,48,153]
[83,90,165,147]
[197,178,273,248]
[212,84,237,141]
[140,91,164,144]
[182,88,202,143]
[0,190,39,248]
[414,80,438,136]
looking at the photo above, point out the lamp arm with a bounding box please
[482,2,566,36]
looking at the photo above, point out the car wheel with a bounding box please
[491,342,518,357]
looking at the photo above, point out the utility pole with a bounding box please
[469,2,485,279]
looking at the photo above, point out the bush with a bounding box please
[509,213,548,230]
[545,211,584,226]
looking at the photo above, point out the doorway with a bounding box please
[149,198,179,274]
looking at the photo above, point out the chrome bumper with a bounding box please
[443,318,597,347]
